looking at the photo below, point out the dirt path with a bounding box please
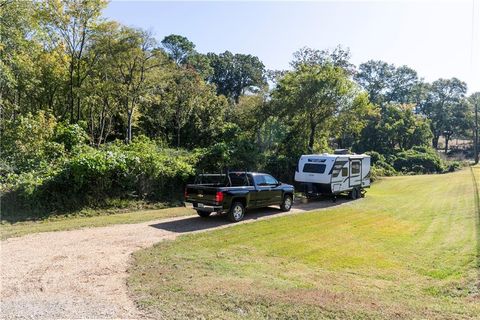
[1,199,350,319]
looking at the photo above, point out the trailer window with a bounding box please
[352,162,360,175]
[303,163,326,174]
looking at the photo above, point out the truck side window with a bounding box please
[254,175,266,186]
[264,175,278,185]
[342,168,348,177]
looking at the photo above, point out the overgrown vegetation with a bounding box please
[0,1,476,221]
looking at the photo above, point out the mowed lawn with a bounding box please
[129,168,480,319]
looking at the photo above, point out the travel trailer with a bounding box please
[294,151,371,199]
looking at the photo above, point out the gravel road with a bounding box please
[1,199,349,319]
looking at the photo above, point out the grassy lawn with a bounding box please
[128,168,480,319]
[0,206,194,240]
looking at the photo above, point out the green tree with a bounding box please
[355,60,420,106]
[40,0,107,123]
[103,25,162,143]
[207,51,266,103]
[355,104,432,154]
[420,78,467,150]
[273,63,366,153]
[161,34,195,66]
[291,46,354,74]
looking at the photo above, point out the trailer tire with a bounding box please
[349,188,359,200]
[196,210,211,218]
[228,202,245,222]
[280,195,293,211]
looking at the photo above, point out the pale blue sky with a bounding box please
[104,1,480,93]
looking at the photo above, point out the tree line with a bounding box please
[1,0,478,219]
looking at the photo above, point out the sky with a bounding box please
[104,0,480,94]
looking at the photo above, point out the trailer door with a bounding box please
[349,160,362,187]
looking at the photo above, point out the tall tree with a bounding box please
[207,51,266,103]
[273,63,366,153]
[40,0,107,123]
[420,78,467,150]
[105,25,162,143]
[291,45,355,74]
[161,34,195,66]
[355,60,420,106]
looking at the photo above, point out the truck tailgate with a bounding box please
[185,185,220,205]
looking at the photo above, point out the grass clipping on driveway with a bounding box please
[128,169,480,319]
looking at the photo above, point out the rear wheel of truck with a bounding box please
[196,210,211,218]
[228,202,245,222]
[281,195,293,211]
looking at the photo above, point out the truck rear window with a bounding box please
[303,163,326,173]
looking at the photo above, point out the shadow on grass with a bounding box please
[470,166,480,293]
[149,196,352,234]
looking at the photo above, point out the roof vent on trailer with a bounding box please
[334,149,350,155]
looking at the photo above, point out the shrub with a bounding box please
[393,147,444,174]
[1,137,198,220]
[366,151,396,178]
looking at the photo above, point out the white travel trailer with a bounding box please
[294,151,371,199]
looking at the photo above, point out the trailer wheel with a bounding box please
[196,210,211,218]
[280,195,293,211]
[349,188,358,200]
[228,202,245,222]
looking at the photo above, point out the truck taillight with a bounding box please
[184,188,188,199]
[215,191,224,203]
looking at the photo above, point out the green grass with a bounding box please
[0,206,194,239]
[128,168,480,319]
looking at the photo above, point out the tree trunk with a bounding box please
[432,134,440,149]
[127,109,133,144]
[177,124,181,147]
[444,136,449,154]
[69,60,75,123]
[308,120,317,153]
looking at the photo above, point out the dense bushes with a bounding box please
[393,146,444,174]
[1,136,198,221]
[367,146,459,181]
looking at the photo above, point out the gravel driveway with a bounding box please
[1,199,349,319]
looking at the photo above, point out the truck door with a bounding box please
[253,175,275,207]
[263,174,283,205]
[350,160,362,187]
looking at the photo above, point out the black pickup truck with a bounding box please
[184,172,294,222]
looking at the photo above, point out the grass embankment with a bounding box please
[0,206,194,240]
[129,168,480,319]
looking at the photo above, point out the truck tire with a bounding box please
[228,202,245,222]
[280,194,293,211]
[196,210,211,218]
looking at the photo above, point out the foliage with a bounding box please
[273,62,368,153]
[392,146,445,174]
[207,51,266,102]
[1,111,65,172]
[1,136,198,219]
[419,78,468,150]
[355,60,420,105]
[355,104,432,154]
